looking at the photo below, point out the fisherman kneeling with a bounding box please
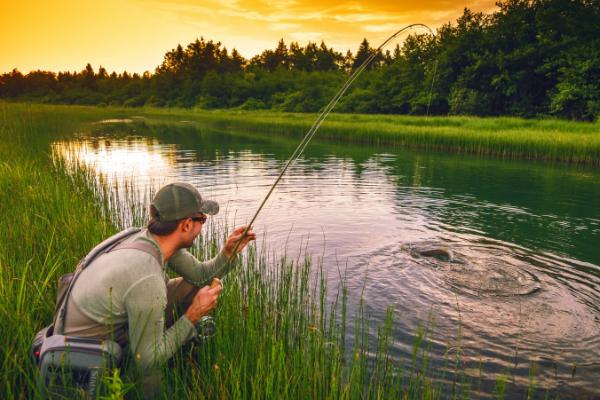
[47,182,255,396]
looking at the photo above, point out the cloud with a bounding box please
[147,0,498,31]
[140,0,500,58]
[363,23,411,33]
[289,31,323,42]
[334,13,396,23]
[269,22,302,31]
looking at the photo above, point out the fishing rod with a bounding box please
[226,23,436,262]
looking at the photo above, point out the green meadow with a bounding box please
[0,101,586,398]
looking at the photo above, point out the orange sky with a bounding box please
[1,0,497,74]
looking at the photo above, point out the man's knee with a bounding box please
[165,278,200,326]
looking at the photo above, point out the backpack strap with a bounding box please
[109,241,162,265]
[80,227,143,269]
[55,228,156,335]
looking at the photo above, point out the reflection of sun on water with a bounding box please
[52,138,173,179]
[52,137,185,226]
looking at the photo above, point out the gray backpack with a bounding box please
[31,227,160,398]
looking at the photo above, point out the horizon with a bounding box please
[2,0,497,75]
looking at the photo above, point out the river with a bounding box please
[53,119,600,398]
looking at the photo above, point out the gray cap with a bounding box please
[151,182,219,222]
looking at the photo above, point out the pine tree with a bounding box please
[352,39,372,70]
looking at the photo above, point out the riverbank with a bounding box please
[133,106,600,165]
[3,101,600,165]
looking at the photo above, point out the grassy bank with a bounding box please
[0,103,125,396]
[5,101,600,165]
[129,107,600,165]
[1,102,556,398]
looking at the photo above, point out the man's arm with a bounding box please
[168,226,256,286]
[168,249,231,287]
[124,274,195,370]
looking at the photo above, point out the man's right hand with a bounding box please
[184,284,222,325]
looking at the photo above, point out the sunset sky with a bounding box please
[2,0,497,74]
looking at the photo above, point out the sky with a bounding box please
[1,0,498,74]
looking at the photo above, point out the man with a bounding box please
[58,182,255,391]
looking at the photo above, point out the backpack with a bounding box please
[30,227,161,398]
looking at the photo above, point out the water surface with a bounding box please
[53,120,600,397]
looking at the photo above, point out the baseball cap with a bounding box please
[151,182,219,222]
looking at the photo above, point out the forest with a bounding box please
[1,0,598,120]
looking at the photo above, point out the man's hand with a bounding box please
[184,285,222,325]
[223,226,256,259]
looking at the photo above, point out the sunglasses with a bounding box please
[190,214,208,223]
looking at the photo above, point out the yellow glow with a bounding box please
[52,138,173,178]
[2,0,498,74]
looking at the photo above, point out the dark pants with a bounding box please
[165,277,200,327]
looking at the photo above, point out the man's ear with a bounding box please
[179,218,192,233]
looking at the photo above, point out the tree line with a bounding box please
[1,0,598,120]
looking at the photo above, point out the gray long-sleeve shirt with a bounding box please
[64,228,230,370]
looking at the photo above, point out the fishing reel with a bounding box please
[192,277,222,343]
[194,315,217,342]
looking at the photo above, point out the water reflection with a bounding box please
[52,121,600,397]
[54,137,174,178]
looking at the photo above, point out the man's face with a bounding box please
[181,213,207,248]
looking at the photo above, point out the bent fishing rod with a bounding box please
[226,23,436,262]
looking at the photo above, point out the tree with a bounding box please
[549,45,600,120]
[255,39,290,71]
[229,49,246,71]
[352,39,372,70]
[314,41,343,71]
[2,1,600,119]
[0,69,25,97]
[79,63,97,90]
[97,66,108,80]
[343,50,354,72]
[157,44,185,75]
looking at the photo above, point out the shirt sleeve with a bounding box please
[124,274,196,370]
[167,249,234,286]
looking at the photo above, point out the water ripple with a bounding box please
[52,130,600,397]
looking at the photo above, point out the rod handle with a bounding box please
[210,277,222,289]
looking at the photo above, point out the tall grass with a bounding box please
[0,102,555,398]
[0,103,122,397]
[130,107,600,165]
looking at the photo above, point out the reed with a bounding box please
[0,102,555,398]
[0,103,121,397]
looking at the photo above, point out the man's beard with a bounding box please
[182,234,199,249]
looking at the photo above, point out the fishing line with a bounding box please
[228,23,436,261]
